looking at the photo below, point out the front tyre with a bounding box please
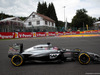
[11,55,23,67]
[78,53,91,65]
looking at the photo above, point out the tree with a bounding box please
[37,2,58,27]
[43,2,48,16]
[58,21,65,27]
[19,17,27,21]
[37,2,42,14]
[0,12,26,21]
[0,12,13,20]
[92,17,97,22]
[37,2,48,16]
[97,17,100,21]
[71,8,94,30]
[47,3,58,27]
[47,3,52,18]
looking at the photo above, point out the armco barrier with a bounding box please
[81,30,100,34]
[47,32,56,36]
[1,30,99,39]
[0,31,80,39]
[86,30,100,33]
[36,32,46,37]
[71,31,80,34]
[57,32,64,36]
[15,32,33,38]
[0,32,15,39]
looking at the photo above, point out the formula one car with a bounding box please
[8,43,100,66]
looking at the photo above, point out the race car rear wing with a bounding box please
[8,43,23,58]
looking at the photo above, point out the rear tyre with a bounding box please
[74,48,82,51]
[11,55,23,67]
[78,53,91,65]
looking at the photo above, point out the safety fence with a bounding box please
[0,31,79,39]
[0,30,100,39]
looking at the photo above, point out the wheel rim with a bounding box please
[79,53,90,64]
[75,49,81,51]
[11,55,23,66]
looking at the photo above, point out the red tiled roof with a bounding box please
[36,13,55,22]
[24,12,55,23]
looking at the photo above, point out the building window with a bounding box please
[37,21,40,25]
[45,21,47,25]
[33,15,35,18]
[52,22,54,26]
[49,22,50,26]
[29,22,31,25]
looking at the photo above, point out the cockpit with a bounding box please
[33,44,58,50]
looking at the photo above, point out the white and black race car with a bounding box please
[8,43,100,66]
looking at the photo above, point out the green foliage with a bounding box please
[97,17,100,21]
[19,17,27,21]
[71,9,95,29]
[37,2,48,16]
[48,3,58,27]
[37,2,58,27]
[58,21,65,27]
[0,12,13,20]
[37,2,51,17]
[0,12,27,21]
[0,13,27,21]
[57,21,71,31]
[92,17,97,22]
[37,2,42,14]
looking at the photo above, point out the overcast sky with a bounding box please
[0,0,100,22]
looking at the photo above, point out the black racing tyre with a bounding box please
[78,53,91,65]
[11,55,23,66]
[74,48,82,51]
[57,59,63,64]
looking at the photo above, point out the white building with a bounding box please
[93,21,100,30]
[24,12,56,32]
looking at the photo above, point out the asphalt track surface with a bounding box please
[0,36,100,75]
